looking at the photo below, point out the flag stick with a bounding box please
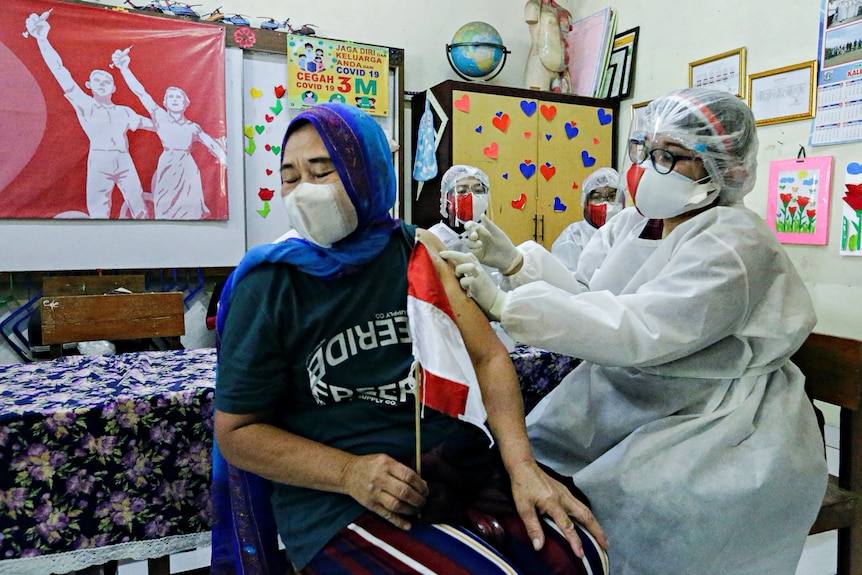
[413,361,422,477]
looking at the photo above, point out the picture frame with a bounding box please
[602,27,639,100]
[688,47,747,98]
[747,61,817,126]
[630,99,650,120]
[766,155,833,245]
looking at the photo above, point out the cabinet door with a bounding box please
[451,90,538,246]
[536,102,616,249]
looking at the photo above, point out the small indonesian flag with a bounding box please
[407,242,490,440]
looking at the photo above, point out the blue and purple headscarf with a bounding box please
[211,103,399,574]
[215,103,399,337]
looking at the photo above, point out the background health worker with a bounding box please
[550,166,624,272]
[441,87,828,575]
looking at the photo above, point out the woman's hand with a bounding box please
[507,460,609,557]
[342,453,429,530]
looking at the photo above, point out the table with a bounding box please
[0,348,216,575]
[509,344,581,414]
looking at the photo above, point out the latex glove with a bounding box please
[439,250,508,321]
[463,215,523,274]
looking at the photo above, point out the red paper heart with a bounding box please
[483,142,499,159]
[540,104,557,121]
[524,158,532,165]
[454,94,470,112]
[265,144,271,151]
[265,169,273,176]
[492,113,510,132]
[572,181,579,189]
[511,193,527,210]
[593,138,600,145]
[265,114,274,122]
[540,164,556,181]
[524,131,532,139]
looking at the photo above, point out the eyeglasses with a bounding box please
[587,188,617,203]
[450,183,488,195]
[628,139,701,175]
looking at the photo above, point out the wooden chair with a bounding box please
[792,332,862,575]
[39,274,185,359]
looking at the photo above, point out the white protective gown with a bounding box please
[550,220,598,272]
[501,206,827,575]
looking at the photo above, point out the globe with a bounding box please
[446,21,509,81]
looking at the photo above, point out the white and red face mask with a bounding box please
[446,191,489,225]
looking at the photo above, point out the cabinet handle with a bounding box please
[539,215,545,243]
[533,214,538,241]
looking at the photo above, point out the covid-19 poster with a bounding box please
[286,35,390,117]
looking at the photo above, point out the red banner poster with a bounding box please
[0,0,227,220]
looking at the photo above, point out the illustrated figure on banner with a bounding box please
[25,10,153,220]
[112,48,227,219]
[523,0,572,92]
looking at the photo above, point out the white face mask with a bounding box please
[634,162,719,219]
[282,182,358,248]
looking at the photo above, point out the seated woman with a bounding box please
[213,103,608,575]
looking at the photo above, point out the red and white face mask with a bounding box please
[446,190,489,225]
[626,163,646,204]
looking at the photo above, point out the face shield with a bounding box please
[627,88,758,206]
[439,165,491,226]
[580,167,623,228]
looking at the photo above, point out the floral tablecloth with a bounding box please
[0,348,216,565]
[509,344,581,414]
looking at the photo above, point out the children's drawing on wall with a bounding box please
[840,161,862,254]
[766,156,833,245]
[1,0,227,220]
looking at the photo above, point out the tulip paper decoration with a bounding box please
[766,157,832,246]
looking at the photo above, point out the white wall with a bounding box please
[572,0,862,341]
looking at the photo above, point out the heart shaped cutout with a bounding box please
[492,113,510,132]
[271,145,281,155]
[520,100,537,117]
[597,108,613,125]
[454,94,470,112]
[581,150,596,168]
[511,193,527,210]
[265,169,273,176]
[524,131,532,139]
[545,134,552,141]
[265,114,275,123]
[540,104,557,121]
[255,125,265,135]
[540,163,556,181]
[483,142,499,159]
[520,162,537,179]
[250,87,263,99]
[565,123,579,139]
[475,125,483,133]
[553,197,567,212]
[593,137,600,145]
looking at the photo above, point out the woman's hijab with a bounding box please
[216,103,399,336]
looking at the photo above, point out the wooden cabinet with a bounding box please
[411,81,618,249]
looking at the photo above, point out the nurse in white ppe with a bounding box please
[441,88,827,575]
[550,166,623,271]
[428,164,491,252]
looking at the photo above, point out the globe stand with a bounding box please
[446,42,511,82]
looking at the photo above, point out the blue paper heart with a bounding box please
[545,134,552,141]
[476,125,483,133]
[520,162,536,179]
[520,100,537,117]
[553,197,567,212]
[495,111,503,117]
[565,123,579,139]
[581,150,596,168]
[502,173,509,179]
[597,108,612,126]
